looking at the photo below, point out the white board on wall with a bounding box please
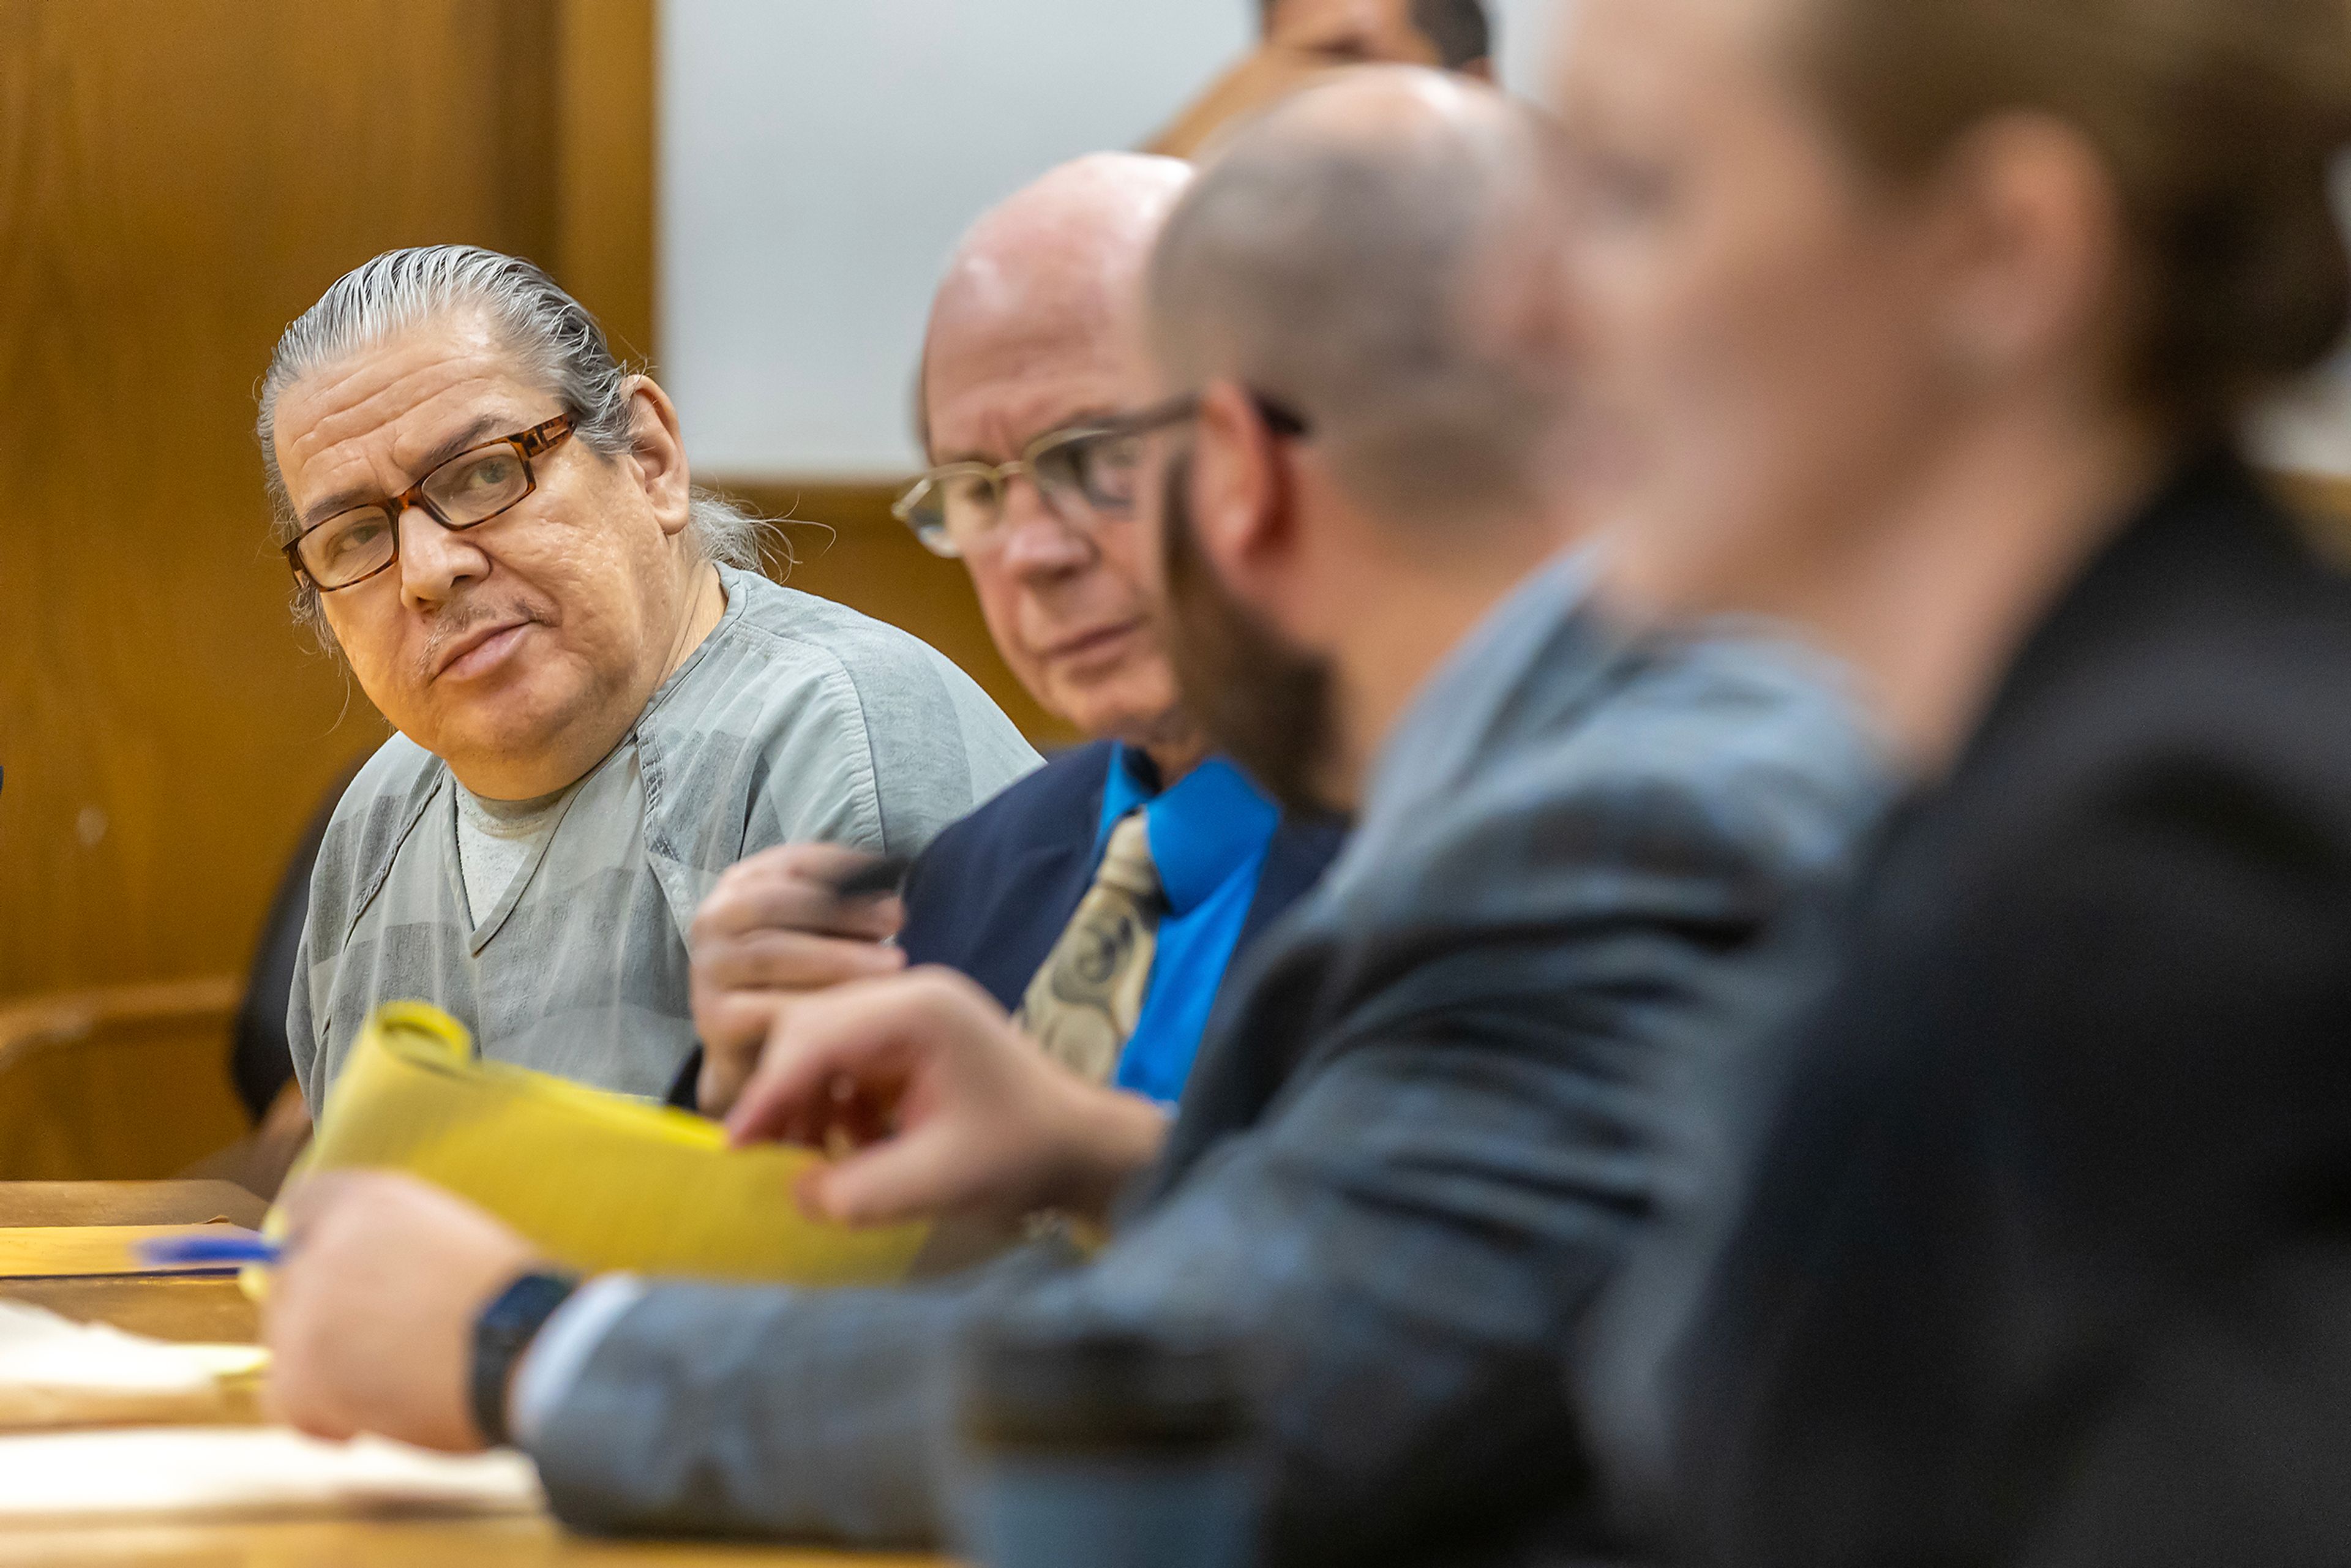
[659,0,1567,481]
[660,1,2351,482]
[659,2,1251,481]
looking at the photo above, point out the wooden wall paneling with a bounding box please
[492,0,564,277]
[722,482,1082,749]
[553,0,660,364]
[0,979,246,1180]
[0,2,649,1171]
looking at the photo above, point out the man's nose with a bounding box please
[998,476,1095,579]
[396,503,491,608]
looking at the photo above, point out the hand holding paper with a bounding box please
[291,1001,928,1285]
[688,841,912,1115]
[251,1002,937,1460]
[727,967,1170,1229]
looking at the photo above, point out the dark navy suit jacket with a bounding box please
[666,742,1344,1109]
[897,739,1344,1014]
[1655,456,2351,1568]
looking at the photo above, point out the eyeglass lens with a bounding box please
[298,443,534,588]
[912,429,1147,553]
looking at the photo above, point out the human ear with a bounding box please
[1187,380,1295,600]
[621,376,695,537]
[1929,113,2124,390]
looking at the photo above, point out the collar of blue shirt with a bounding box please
[1096,747,1280,915]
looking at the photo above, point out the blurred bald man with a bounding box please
[683,154,1343,1119]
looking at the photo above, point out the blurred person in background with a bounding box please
[259,72,1881,1565]
[262,246,1037,1111]
[683,153,1344,1128]
[1148,0,1493,159]
[1545,0,2351,1562]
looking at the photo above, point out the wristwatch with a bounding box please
[470,1269,581,1447]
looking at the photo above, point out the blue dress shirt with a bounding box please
[1093,746,1281,1104]
[659,737,1337,1116]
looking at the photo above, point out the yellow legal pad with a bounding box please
[290,1001,928,1286]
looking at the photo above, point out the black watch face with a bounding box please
[473,1271,580,1444]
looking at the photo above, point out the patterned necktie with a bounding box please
[1018,811,1165,1084]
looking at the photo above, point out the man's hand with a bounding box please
[263,1171,544,1452]
[726,968,1171,1229]
[689,842,911,1115]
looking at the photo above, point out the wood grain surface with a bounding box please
[0,1514,949,1567]
[5,1274,260,1345]
[0,1199,953,1565]
[0,1180,268,1230]
[0,980,249,1180]
[0,1372,265,1435]
[0,1224,262,1281]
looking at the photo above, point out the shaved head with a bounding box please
[920,153,1194,458]
[1149,67,1572,527]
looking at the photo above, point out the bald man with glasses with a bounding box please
[680,154,1344,1133]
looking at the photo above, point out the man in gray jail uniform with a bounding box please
[261,246,1038,1110]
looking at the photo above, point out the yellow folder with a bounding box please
[288,1002,926,1287]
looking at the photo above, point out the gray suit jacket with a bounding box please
[527,553,1888,1564]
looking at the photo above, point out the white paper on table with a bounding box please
[0,1300,267,1394]
[0,1427,543,1521]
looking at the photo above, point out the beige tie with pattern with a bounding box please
[1018,811,1165,1084]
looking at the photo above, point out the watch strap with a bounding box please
[470,1269,580,1447]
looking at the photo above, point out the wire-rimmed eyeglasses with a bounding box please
[891,393,1306,559]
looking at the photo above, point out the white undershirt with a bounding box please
[452,781,574,926]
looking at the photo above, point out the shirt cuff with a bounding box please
[508,1273,647,1449]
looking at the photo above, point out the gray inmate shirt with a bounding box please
[288,564,1041,1112]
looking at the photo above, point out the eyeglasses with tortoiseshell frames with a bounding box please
[282,413,576,592]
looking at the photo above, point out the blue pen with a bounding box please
[135,1231,283,1269]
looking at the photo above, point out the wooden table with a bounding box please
[0,1516,946,1566]
[12,1272,262,1345]
[0,1179,267,1229]
[1,1187,952,1567]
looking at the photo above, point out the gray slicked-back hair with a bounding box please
[1148,71,1569,529]
[258,244,768,633]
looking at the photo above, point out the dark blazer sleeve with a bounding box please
[894,741,1113,1011]
[898,745,1343,1015]
[1670,736,2351,1568]
[1232,812,1346,957]
[664,745,1117,1108]
[666,745,1330,1111]
[2014,1242,2351,1568]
